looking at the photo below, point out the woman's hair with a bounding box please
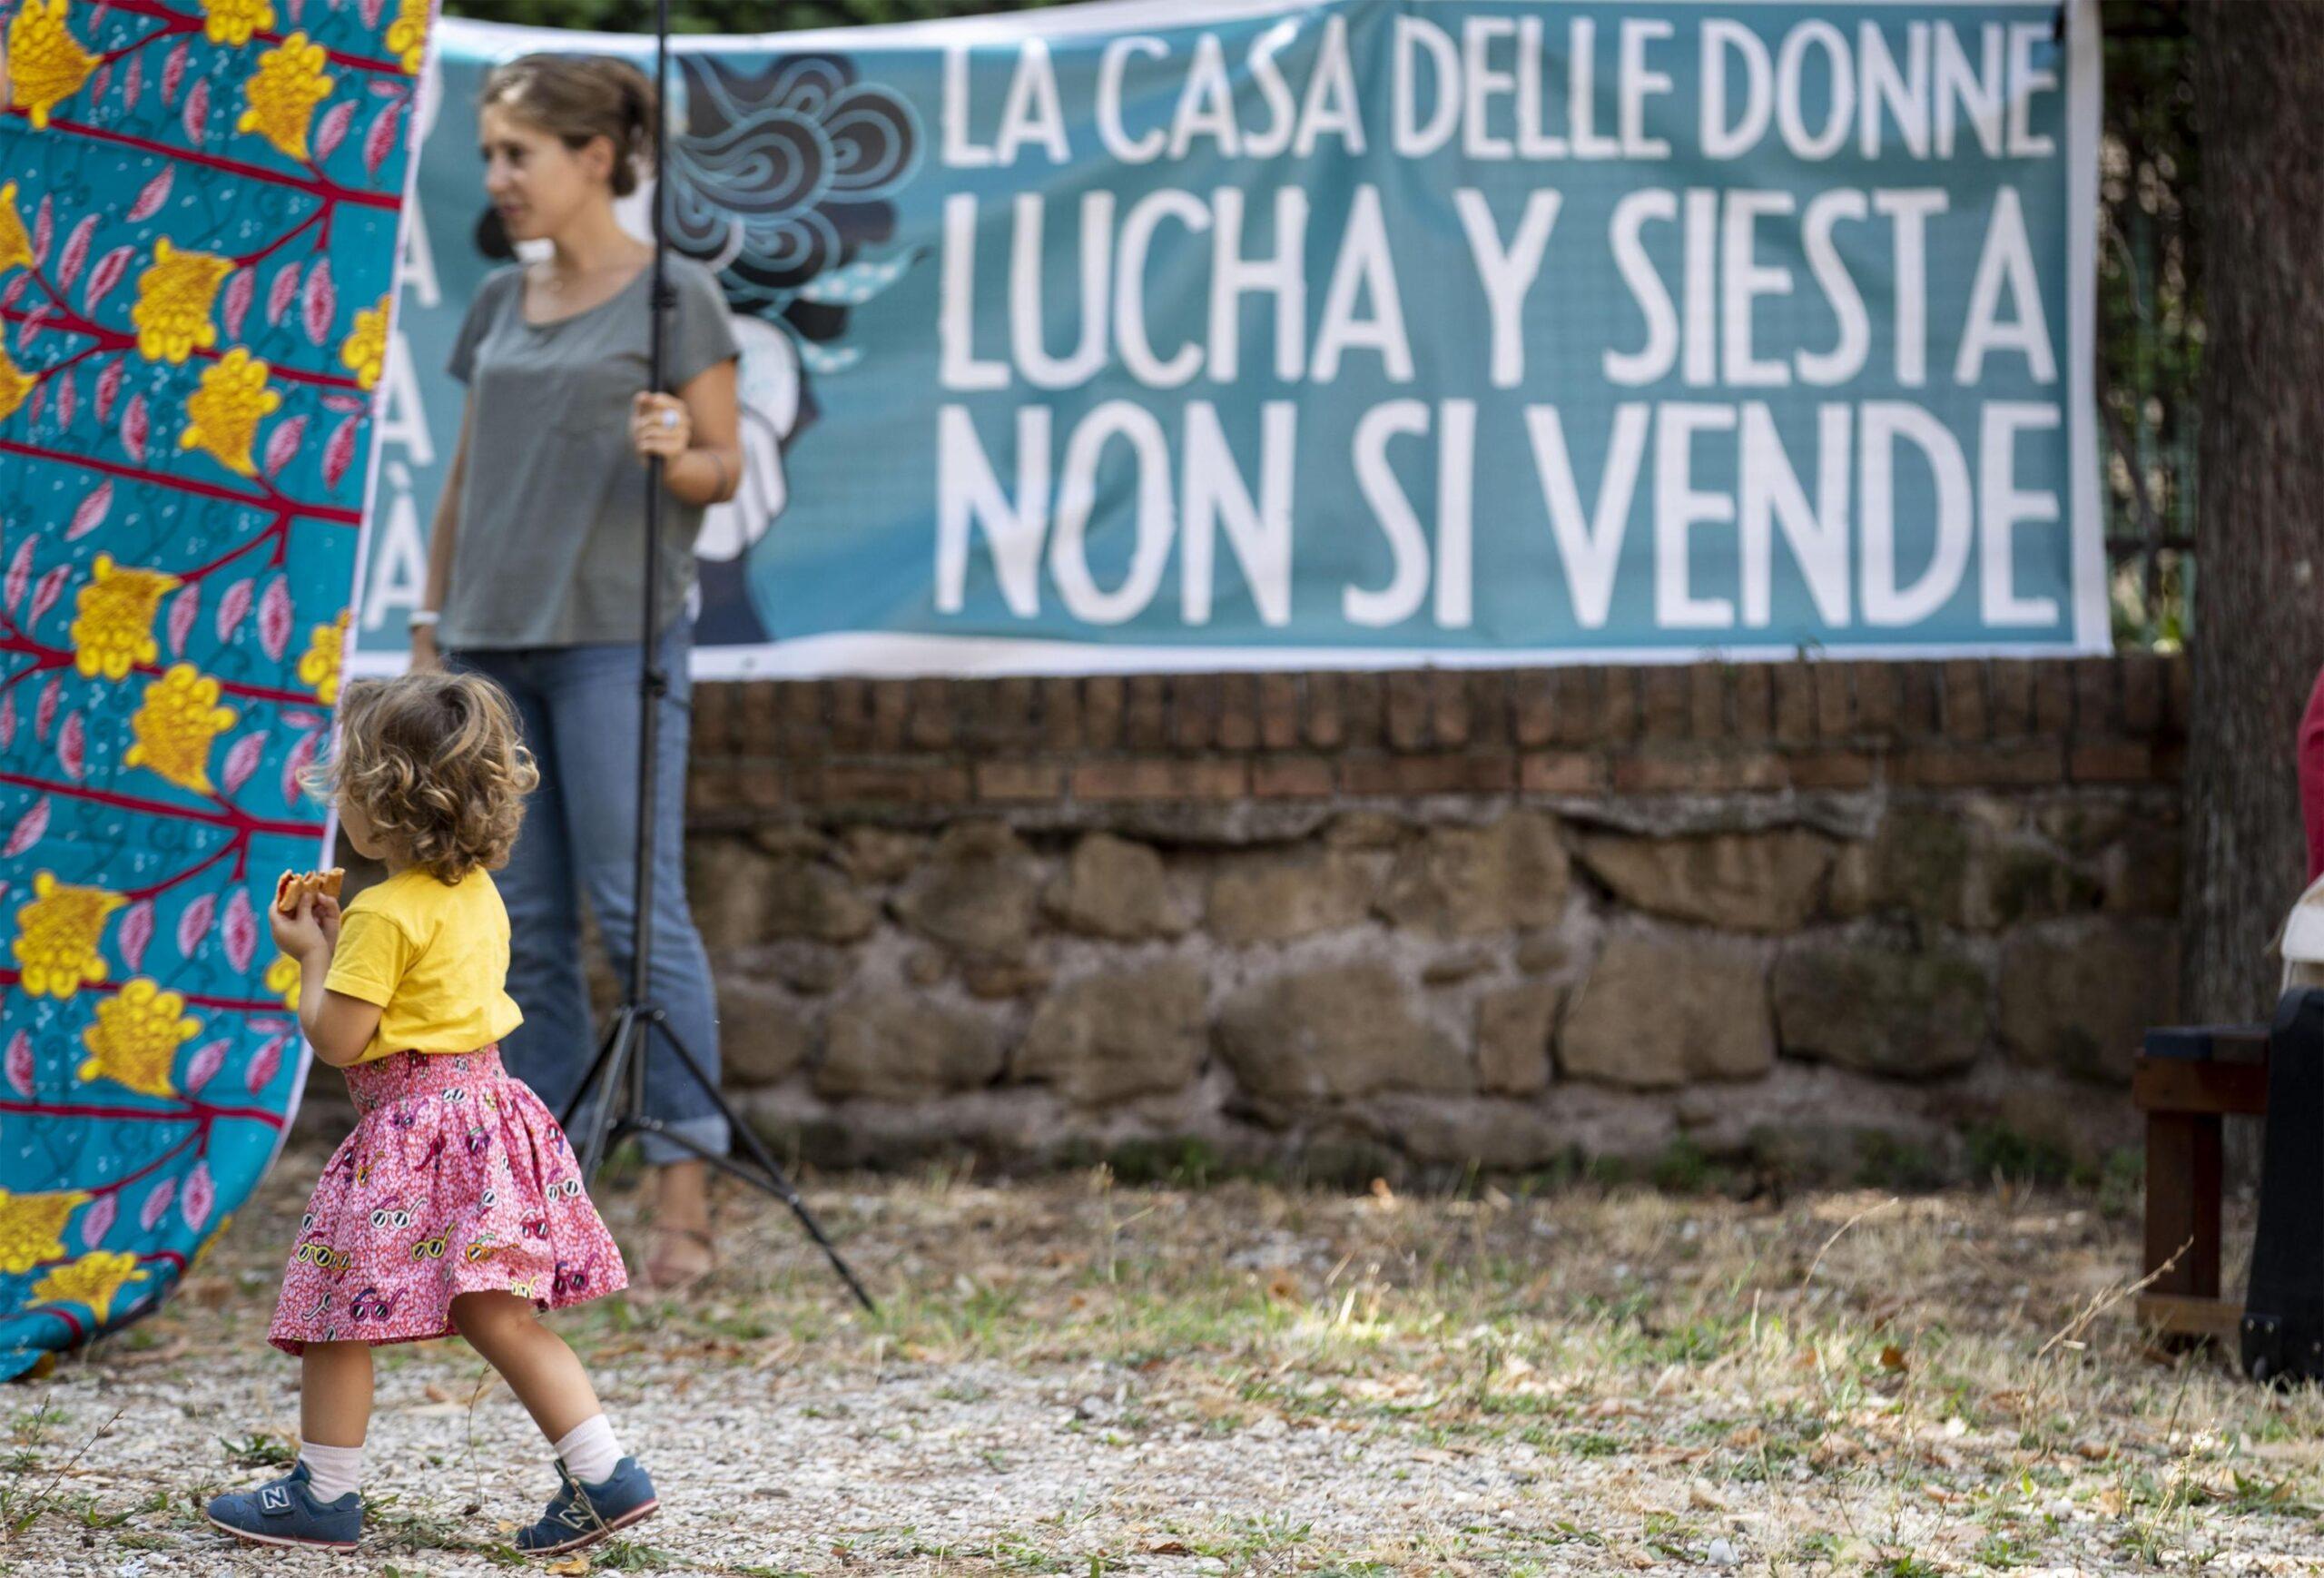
[314,673,539,883]
[478,53,655,197]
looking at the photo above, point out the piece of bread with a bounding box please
[273,868,347,913]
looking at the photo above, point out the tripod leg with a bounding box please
[572,1008,643,1183]
[635,1011,877,1313]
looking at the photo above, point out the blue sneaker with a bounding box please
[204,1461,363,1552]
[514,1456,659,1557]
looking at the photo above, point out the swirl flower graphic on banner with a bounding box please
[0,1191,91,1275]
[265,954,300,1010]
[6,0,98,130]
[79,980,202,1099]
[340,299,389,390]
[132,241,234,364]
[125,665,239,793]
[387,0,428,74]
[179,349,281,476]
[198,0,274,48]
[0,350,31,423]
[33,1254,146,1323]
[0,184,32,274]
[12,873,124,1000]
[71,556,183,682]
[237,33,334,161]
[296,611,348,705]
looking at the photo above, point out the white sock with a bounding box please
[551,1415,624,1485]
[298,1441,363,1503]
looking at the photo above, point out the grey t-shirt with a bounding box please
[439,256,741,649]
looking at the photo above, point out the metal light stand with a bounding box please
[559,0,874,1313]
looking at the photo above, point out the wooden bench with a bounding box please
[2134,1022,2270,1344]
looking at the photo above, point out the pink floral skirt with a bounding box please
[269,1046,627,1355]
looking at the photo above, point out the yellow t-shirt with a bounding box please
[323,867,524,1064]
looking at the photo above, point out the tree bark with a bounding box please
[2184,2,2324,1021]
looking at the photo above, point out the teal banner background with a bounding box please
[354,0,2102,677]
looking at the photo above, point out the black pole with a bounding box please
[559,9,875,1313]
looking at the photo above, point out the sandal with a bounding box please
[643,1224,716,1294]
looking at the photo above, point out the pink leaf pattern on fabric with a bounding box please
[167,584,199,656]
[323,416,359,489]
[182,78,211,148]
[183,1040,228,1096]
[66,481,112,541]
[315,102,355,162]
[258,576,295,658]
[56,215,96,289]
[223,888,258,973]
[222,268,255,340]
[262,417,307,482]
[176,893,216,961]
[246,1035,287,1093]
[5,538,34,614]
[182,1163,215,1233]
[29,566,69,626]
[3,798,47,859]
[34,677,60,740]
[222,731,267,794]
[85,246,133,312]
[121,393,150,462]
[302,259,336,347]
[282,731,320,810]
[139,1180,176,1233]
[79,1195,115,1251]
[126,170,172,224]
[216,577,254,643]
[57,713,85,781]
[121,900,155,972]
[4,1033,31,1100]
[267,262,302,328]
[364,102,403,177]
[95,357,124,424]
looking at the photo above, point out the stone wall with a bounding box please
[654,654,2185,1182]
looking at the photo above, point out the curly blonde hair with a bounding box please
[317,672,538,883]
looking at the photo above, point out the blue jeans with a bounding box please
[448,621,728,1167]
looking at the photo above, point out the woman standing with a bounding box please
[412,54,741,1293]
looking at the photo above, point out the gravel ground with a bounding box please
[5,1145,2324,1575]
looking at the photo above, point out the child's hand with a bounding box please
[268,890,335,964]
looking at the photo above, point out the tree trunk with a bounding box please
[2183,1,2324,1023]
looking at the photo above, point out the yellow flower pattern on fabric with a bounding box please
[0,347,32,424]
[385,0,427,74]
[0,182,32,275]
[70,555,182,682]
[339,298,389,390]
[266,952,300,1010]
[0,1189,92,1273]
[11,872,123,1000]
[196,0,273,46]
[178,349,280,477]
[124,665,238,794]
[295,610,347,705]
[78,978,202,1099]
[236,34,334,162]
[130,240,233,365]
[7,0,98,131]
[33,1252,146,1322]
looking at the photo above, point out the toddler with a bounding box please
[205,671,655,1557]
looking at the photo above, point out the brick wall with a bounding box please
[648,654,2185,1183]
[689,655,2181,818]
